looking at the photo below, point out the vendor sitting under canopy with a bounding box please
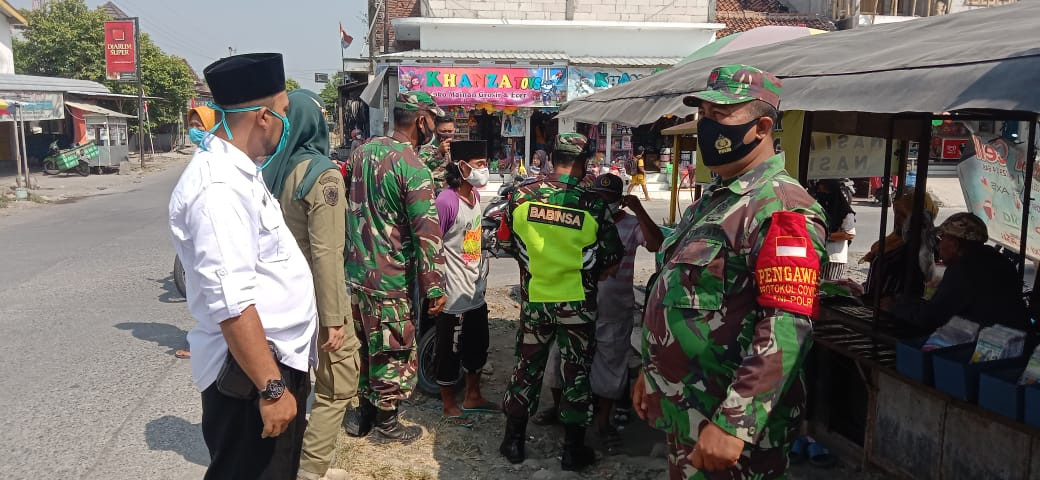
[861,190,940,306]
[900,212,1030,332]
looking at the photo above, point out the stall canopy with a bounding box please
[65,101,136,118]
[559,1,1040,126]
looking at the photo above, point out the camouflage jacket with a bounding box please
[504,172,623,306]
[343,137,446,299]
[418,141,449,191]
[641,154,828,448]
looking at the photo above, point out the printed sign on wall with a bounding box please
[399,66,567,107]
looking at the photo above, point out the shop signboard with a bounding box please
[957,129,1040,260]
[398,66,567,107]
[0,91,64,122]
[695,111,896,183]
[104,20,137,81]
[566,67,663,99]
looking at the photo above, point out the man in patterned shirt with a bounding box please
[633,65,828,479]
[342,91,447,443]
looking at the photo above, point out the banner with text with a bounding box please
[0,91,64,122]
[398,66,567,107]
[806,133,897,179]
[566,67,663,100]
[104,20,137,81]
[957,128,1040,260]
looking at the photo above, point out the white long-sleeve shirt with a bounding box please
[169,136,317,391]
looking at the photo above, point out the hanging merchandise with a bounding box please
[501,112,525,137]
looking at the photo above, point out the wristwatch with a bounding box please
[260,378,286,401]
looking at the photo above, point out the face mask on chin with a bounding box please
[697,116,763,167]
[607,201,622,216]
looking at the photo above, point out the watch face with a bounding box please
[263,379,285,400]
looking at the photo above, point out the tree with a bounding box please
[285,78,301,92]
[319,73,340,109]
[13,0,196,130]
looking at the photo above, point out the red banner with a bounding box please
[104,20,136,81]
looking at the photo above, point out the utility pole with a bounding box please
[382,0,389,54]
[133,17,145,168]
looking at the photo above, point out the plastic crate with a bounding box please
[896,337,972,386]
[933,347,1025,402]
[978,366,1027,421]
[1025,385,1040,429]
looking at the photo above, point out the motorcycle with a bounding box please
[481,174,529,259]
[42,140,92,177]
[173,255,187,297]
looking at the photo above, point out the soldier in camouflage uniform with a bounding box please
[499,133,624,471]
[342,91,448,443]
[417,116,456,192]
[633,65,828,480]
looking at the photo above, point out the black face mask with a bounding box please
[697,117,763,166]
[415,117,432,151]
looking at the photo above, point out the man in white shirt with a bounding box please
[168,52,318,480]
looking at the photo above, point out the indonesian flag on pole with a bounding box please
[340,22,353,49]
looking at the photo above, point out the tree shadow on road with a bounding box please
[115,322,189,355]
[154,274,185,304]
[145,415,209,467]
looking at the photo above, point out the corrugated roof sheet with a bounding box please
[0,74,110,94]
[378,50,680,67]
[569,56,681,66]
[378,50,569,61]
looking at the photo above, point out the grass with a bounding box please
[28,192,48,204]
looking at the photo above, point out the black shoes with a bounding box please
[499,415,528,464]
[344,397,377,438]
[374,408,423,443]
[561,425,596,471]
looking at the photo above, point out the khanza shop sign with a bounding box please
[398,66,567,107]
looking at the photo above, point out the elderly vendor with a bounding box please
[908,212,1029,331]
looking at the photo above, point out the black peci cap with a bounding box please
[450,140,487,161]
[204,53,286,106]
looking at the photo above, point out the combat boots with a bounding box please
[374,408,423,442]
[344,397,377,438]
[560,425,597,471]
[499,415,528,464]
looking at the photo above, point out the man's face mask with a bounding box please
[696,116,762,167]
[207,101,291,171]
[416,115,434,150]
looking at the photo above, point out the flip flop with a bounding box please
[532,408,560,426]
[461,401,501,414]
[807,439,837,468]
[175,349,191,359]
[441,413,475,429]
[789,436,808,465]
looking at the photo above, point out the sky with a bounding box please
[9,0,369,91]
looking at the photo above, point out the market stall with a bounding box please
[66,101,134,170]
[567,3,1040,477]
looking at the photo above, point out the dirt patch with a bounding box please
[327,278,887,479]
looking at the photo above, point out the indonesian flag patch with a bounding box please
[755,211,821,318]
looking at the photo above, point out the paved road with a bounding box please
[0,165,207,480]
[0,163,964,480]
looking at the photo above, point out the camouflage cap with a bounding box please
[938,212,988,243]
[554,133,588,155]
[683,64,782,110]
[398,90,446,117]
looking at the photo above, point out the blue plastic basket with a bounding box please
[933,347,1026,403]
[978,367,1027,421]
[896,337,972,386]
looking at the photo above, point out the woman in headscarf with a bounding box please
[186,105,216,148]
[861,189,940,306]
[815,179,856,280]
[262,89,361,480]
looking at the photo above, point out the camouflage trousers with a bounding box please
[353,293,417,411]
[666,432,790,480]
[502,300,595,427]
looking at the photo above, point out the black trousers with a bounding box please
[435,303,490,386]
[201,364,309,480]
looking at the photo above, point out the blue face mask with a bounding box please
[206,101,290,171]
[188,128,207,147]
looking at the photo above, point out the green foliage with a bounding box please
[320,73,340,109]
[285,78,301,92]
[13,0,196,130]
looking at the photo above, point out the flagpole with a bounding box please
[339,23,345,148]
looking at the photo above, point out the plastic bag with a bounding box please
[1019,346,1040,385]
[922,316,979,351]
[970,324,1026,364]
